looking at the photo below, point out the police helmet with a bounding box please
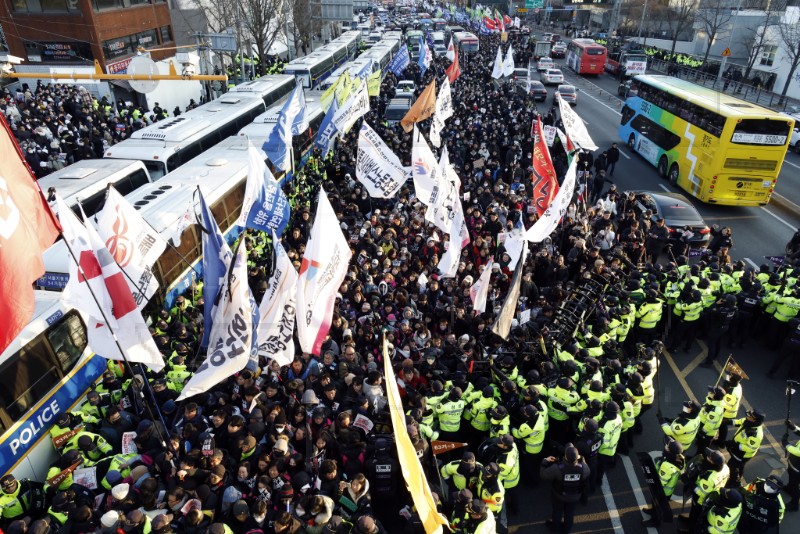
[705,448,725,468]
[604,401,620,415]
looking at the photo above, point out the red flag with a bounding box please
[531,117,559,216]
[503,15,513,26]
[446,48,461,83]
[0,115,61,353]
[484,17,497,30]
[496,15,504,32]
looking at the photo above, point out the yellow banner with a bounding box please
[367,70,382,97]
[320,75,341,112]
[400,79,437,133]
[383,338,449,533]
[336,71,352,106]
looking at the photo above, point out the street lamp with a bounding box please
[637,0,649,42]
[716,0,744,85]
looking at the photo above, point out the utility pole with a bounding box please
[637,0,649,42]
[608,0,622,37]
[716,0,743,85]
[285,0,294,60]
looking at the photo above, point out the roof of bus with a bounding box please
[125,92,266,143]
[284,51,335,68]
[227,75,295,95]
[38,159,147,200]
[636,75,786,118]
[238,91,325,138]
[1,291,65,360]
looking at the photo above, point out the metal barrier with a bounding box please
[648,58,800,113]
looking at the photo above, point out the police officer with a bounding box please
[495,434,520,512]
[642,439,685,527]
[701,294,738,367]
[595,401,622,486]
[0,475,45,526]
[574,418,602,497]
[477,463,506,534]
[540,443,590,534]
[717,373,744,445]
[365,438,399,518]
[659,400,702,450]
[726,409,765,487]
[739,475,785,533]
[784,420,800,511]
[440,451,482,498]
[547,377,581,446]
[669,289,704,352]
[680,448,729,532]
[512,404,546,487]
[635,289,664,344]
[704,487,743,534]
[466,386,497,448]
[436,387,466,445]
[695,386,726,456]
[458,499,496,534]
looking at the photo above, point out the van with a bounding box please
[385,98,412,126]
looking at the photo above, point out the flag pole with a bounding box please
[58,228,169,450]
[715,354,732,388]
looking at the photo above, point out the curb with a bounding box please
[770,193,800,214]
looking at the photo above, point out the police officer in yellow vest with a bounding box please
[642,439,685,527]
[460,499,497,534]
[476,463,506,534]
[495,433,520,495]
[669,289,704,352]
[680,448,729,531]
[635,289,664,344]
[0,474,45,525]
[512,404,546,487]
[440,451,483,497]
[726,410,765,488]
[659,400,702,449]
[467,386,497,447]
[547,377,581,445]
[704,488,743,534]
[595,401,623,486]
[436,387,466,444]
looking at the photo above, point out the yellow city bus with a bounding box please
[619,75,795,206]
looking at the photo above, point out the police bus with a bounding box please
[103,75,296,179]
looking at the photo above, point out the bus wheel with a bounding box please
[657,156,668,178]
[669,163,680,185]
[627,134,635,150]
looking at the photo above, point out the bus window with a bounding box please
[630,115,681,151]
[731,119,792,145]
[147,161,169,180]
[119,169,151,197]
[621,105,635,125]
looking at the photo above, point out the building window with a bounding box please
[129,0,150,6]
[160,25,173,44]
[760,45,777,67]
[136,29,158,48]
[93,0,123,11]
[104,36,135,59]
[13,0,79,12]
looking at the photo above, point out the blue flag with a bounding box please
[313,96,340,158]
[388,46,411,76]
[354,59,374,80]
[198,189,232,347]
[417,36,429,75]
[238,144,291,236]
[262,82,305,172]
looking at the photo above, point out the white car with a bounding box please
[541,68,564,85]
[537,57,554,72]
[791,125,800,154]
[396,80,416,100]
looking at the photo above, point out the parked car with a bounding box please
[618,79,638,98]
[629,191,712,249]
[550,43,567,58]
[529,80,548,101]
[537,57,554,72]
[554,84,577,105]
[513,68,529,92]
[541,68,564,85]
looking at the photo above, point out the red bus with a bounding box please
[566,39,607,75]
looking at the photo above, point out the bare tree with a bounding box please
[291,0,323,57]
[737,0,782,80]
[696,0,733,64]
[663,0,699,55]
[240,0,286,75]
[776,9,800,99]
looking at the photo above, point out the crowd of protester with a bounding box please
[2,9,800,534]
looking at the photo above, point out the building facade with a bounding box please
[0,0,174,73]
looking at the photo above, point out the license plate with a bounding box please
[733,191,747,197]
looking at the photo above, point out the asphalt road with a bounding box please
[503,57,800,533]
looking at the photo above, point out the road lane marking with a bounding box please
[618,148,631,160]
[658,184,670,192]
[744,257,759,269]
[662,349,699,404]
[784,160,800,171]
[681,350,708,377]
[761,207,797,231]
[601,474,625,533]
[621,455,659,534]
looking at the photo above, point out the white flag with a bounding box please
[559,97,598,151]
[502,221,526,271]
[256,232,297,367]
[333,81,370,136]
[446,37,456,62]
[170,200,195,247]
[58,196,164,372]
[426,147,460,233]
[491,45,504,79]
[411,126,443,205]
[356,123,408,198]
[513,17,521,28]
[492,241,527,340]
[470,258,494,313]
[178,242,254,400]
[429,79,453,148]
[525,158,578,243]
[436,188,467,278]
[503,45,515,77]
[296,190,352,355]
[95,187,167,310]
